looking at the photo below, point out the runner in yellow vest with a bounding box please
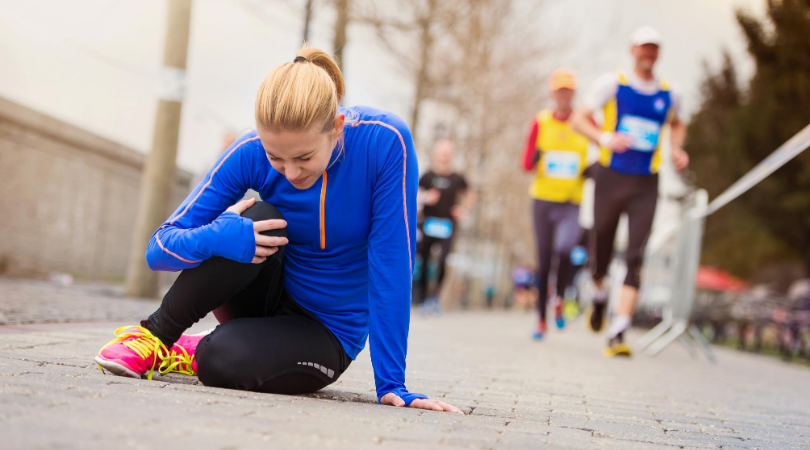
[521,68,590,340]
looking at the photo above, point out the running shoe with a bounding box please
[94,326,169,380]
[563,287,580,319]
[563,298,580,320]
[427,296,442,316]
[532,319,548,340]
[604,332,632,357]
[588,301,607,333]
[158,334,204,376]
[418,300,429,317]
[554,300,566,330]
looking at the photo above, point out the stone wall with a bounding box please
[0,97,192,280]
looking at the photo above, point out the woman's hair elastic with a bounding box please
[294,56,308,63]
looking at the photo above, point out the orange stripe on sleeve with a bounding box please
[353,120,412,269]
[155,227,202,264]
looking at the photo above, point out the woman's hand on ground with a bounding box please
[226,198,288,264]
[380,393,463,414]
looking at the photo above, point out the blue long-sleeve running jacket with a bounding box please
[145,106,426,405]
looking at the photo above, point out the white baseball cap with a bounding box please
[630,26,661,46]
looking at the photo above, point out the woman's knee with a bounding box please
[242,201,287,235]
[624,256,644,288]
[555,228,582,257]
[553,240,575,259]
[242,201,288,260]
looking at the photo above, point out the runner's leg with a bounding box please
[196,302,351,394]
[589,168,624,332]
[143,201,288,349]
[96,202,288,378]
[142,201,350,393]
[553,203,583,299]
[432,236,454,299]
[622,175,658,292]
[417,235,435,305]
[534,200,554,332]
[591,171,622,290]
[607,175,658,344]
[552,203,582,328]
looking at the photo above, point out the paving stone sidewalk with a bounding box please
[0,278,159,325]
[1,278,809,449]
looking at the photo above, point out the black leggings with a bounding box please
[142,202,351,394]
[591,166,658,289]
[416,233,453,304]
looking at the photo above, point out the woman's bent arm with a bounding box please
[145,134,266,271]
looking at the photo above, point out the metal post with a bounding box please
[125,0,192,298]
[637,189,715,361]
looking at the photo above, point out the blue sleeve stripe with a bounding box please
[353,120,413,270]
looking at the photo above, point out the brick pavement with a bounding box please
[0,278,809,449]
[0,278,159,325]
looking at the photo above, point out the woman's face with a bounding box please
[258,114,344,190]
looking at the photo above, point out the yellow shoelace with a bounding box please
[158,344,196,376]
[96,326,169,380]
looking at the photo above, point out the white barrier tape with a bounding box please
[694,122,810,218]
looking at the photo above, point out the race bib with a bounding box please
[543,151,580,180]
[423,217,453,239]
[617,115,661,152]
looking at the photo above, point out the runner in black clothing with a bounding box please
[416,138,474,313]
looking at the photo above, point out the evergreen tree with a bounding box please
[687,0,810,278]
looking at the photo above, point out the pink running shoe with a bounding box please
[158,333,204,376]
[94,326,169,380]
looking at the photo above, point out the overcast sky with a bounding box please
[0,0,764,173]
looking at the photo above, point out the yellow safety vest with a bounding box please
[528,110,589,204]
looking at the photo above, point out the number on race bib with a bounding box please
[423,217,453,239]
[617,115,661,152]
[543,151,581,180]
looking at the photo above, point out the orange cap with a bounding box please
[549,67,577,91]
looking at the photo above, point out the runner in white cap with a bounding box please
[570,26,690,357]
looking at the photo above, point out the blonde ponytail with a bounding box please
[297,46,345,102]
[255,44,345,133]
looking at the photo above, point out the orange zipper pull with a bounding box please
[319,171,327,249]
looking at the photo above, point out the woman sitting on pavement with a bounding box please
[93,45,461,413]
